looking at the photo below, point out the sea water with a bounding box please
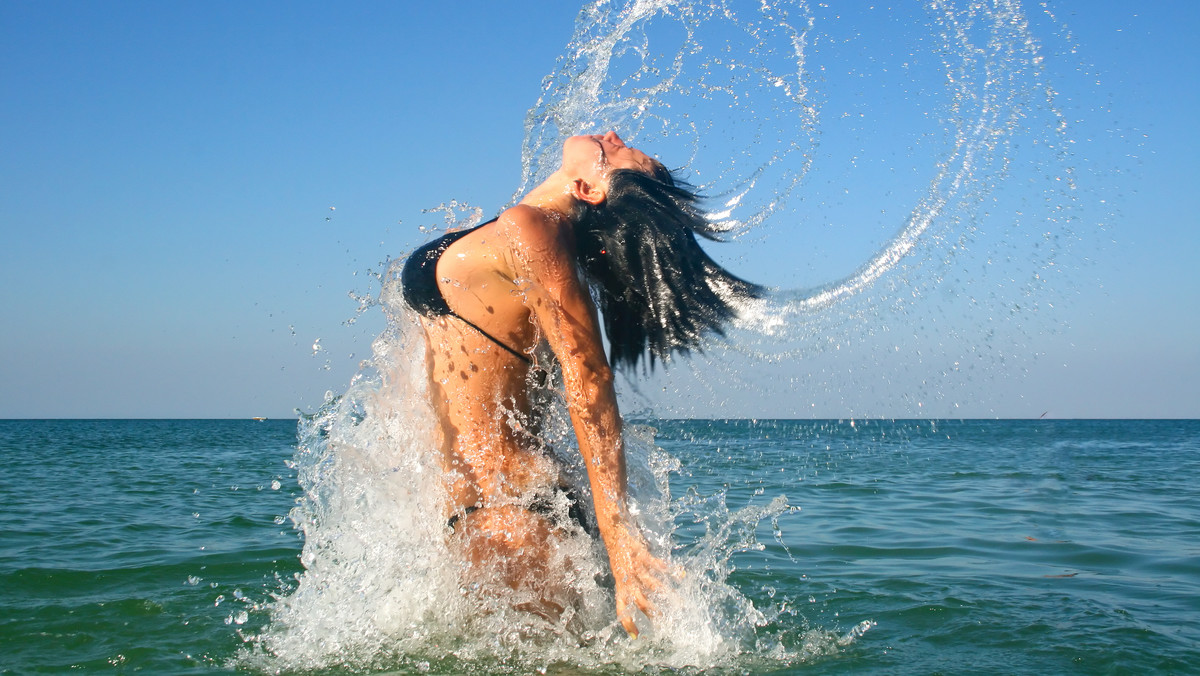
[2,418,1199,674]
[0,0,1133,672]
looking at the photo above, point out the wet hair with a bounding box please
[573,166,763,371]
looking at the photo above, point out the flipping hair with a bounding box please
[574,166,763,371]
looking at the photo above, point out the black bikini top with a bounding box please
[400,219,532,364]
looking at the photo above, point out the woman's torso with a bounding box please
[408,210,568,512]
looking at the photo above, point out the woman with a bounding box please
[401,132,760,638]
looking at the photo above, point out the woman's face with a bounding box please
[563,132,658,180]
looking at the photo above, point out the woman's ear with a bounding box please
[571,178,607,206]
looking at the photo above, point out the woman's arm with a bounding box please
[504,206,668,638]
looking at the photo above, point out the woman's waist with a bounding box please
[449,449,564,500]
[445,483,595,538]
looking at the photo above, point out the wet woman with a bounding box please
[401,132,760,637]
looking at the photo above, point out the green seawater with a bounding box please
[2,419,1198,674]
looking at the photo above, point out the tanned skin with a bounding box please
[418,132,669,637]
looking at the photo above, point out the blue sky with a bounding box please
[2,1,1196,419]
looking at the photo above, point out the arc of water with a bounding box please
[517,0,683,200]
[518,0,1054,322]
[777,0,1045,316]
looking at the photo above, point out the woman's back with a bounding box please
[417,206,575,508]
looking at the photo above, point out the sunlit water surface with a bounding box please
[2,419,1198,674]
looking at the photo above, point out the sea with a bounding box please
[2,418,1198,675]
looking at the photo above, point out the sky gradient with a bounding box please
[2,1,1196,419]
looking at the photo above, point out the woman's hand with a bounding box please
[604,520,671,638]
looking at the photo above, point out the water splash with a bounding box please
[249,0,1081,670]
[519,0,819,237]
[522,0,1073,317]
[524,0,1082,417]
[246,266,809,673]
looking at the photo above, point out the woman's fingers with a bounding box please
[632,587,654,618]
[614,561,666,638]
[616,595,639,638]
[609,525,679,639]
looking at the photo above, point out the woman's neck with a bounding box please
[519,170,581,219]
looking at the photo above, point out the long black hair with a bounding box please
[573,166,763,371]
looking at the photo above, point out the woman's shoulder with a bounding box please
[492,205,581,281]
[495,204,571,248]
[497,204,559,227]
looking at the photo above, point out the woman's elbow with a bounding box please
[564,363,617,412]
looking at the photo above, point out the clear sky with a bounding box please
[2,1,1196,419]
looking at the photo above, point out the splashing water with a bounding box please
[248,0,1081,671]
[522,0,1080,418]
[246,242,805,672]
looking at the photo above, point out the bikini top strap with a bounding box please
[448,310,533,365]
